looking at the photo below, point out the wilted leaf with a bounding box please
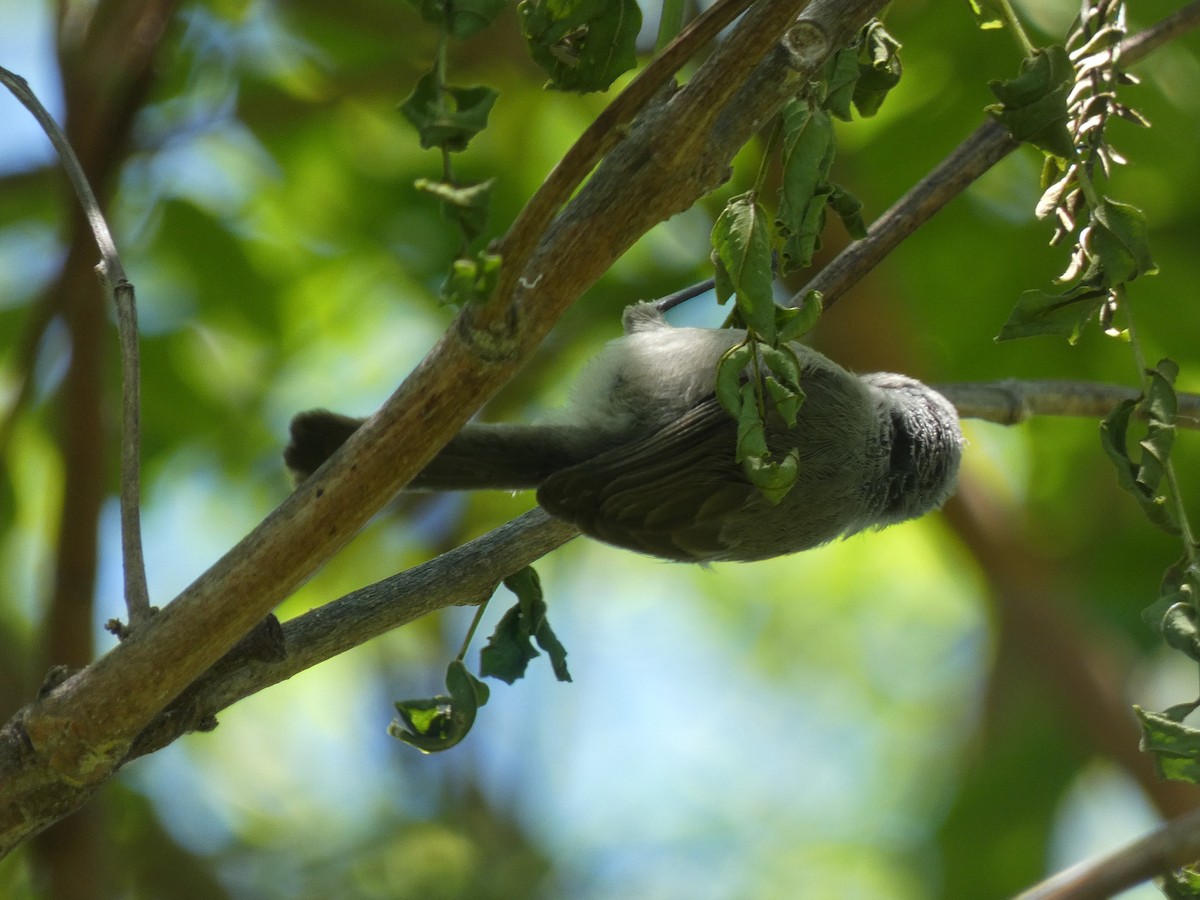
[776,292,823,342]
[716,342,754,418]
[987,46,1075,158]
[1100,396,1180,534]
[743,450,799,504]
[400,71,499,151]
[480,567,571,684]
[853,22,902,117]
[1091,199,1157,285]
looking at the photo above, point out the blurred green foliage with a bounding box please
[2,0,1200,897]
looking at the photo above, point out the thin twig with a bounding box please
[1016,804,1200,899]
[1121,0,1200,62]
[0,66,151,627]
[938,379,1200,429]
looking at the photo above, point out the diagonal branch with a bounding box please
[1015,804,1200,899]
[0,0,889,857]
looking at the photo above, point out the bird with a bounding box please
[285,303,963,563]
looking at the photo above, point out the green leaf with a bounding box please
[414,177,496,243]
[776,292,823,343]
[400,71,499,152]
[734,381,768,463]
[1143,586,1191,634]
[823,44,861,122]
[827,183,867,240]
[994,281,1110,344]
[1136,359,1178,493]
[759,345,802,394]
[406,0,509,39]
[716,342,754,418]
[710,193,776,342]
[389,660,489,753]
[1160,866,1200,899]
[1090,199,1158,286]
[764,376,802,427]
[853,22,902,118]
[518,0,641,93]
[777,100,836,272]
[1161,603,1200,663]
[441,250,503,306]
[480,602,541,684]
[986,46,1075,158]
[743,450,800,504]
[1135,704,1200,783]
[480,567,571,684]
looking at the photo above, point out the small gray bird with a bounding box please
[285,304,963,563]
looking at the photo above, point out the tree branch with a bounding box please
[0,0,889,856]
[1015,805,1200,899]
[940,379,1200,428]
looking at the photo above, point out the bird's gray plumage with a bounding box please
[285,304,963,563]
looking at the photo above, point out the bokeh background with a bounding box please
[2,0,1200,897]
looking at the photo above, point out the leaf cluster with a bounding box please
[707,20,898,502]
[990,0,1153,345]
[389,567,570,753]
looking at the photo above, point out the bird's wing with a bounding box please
[536,398,762,562]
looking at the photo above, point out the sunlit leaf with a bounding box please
[414,177,496,242]
[711,193,775,342]
[777,99,836,271]
[1134,705,1200,783]
[964,0,1006,30]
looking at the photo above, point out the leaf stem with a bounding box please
[456,594,492,661]
[995,0,1037,57]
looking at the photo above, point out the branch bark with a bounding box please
[0,0,889,857]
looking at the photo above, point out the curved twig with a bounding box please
[0,66,151,627]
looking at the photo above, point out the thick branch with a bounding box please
[0,0,888,856]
